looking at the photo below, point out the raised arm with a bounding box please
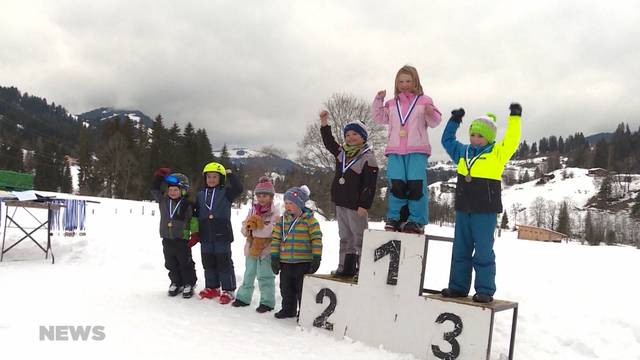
[371,90,389,125]
[495,103,522,163]
[224,171,243,201]
[441,109,467,162]
[319,110,340,156]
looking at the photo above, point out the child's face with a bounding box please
[344,130,365,146]
[284,200,301,214]
[396,73,415,93]
[470,133,488,146]
[167,186,181,199]
[205,172,220,187]
[256,193,272,206]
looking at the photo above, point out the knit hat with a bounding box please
[343,121,368,142]
[284,185,310,211]
[469,113,498,143]
[254,176,275,195]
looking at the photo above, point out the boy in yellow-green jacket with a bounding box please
[440,103,522,303]
[271,185,322,319]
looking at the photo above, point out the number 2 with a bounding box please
[313,288,337,331]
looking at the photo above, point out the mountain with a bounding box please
[77,107,154,128]
[213,146,302,173]
[585,132,613,145]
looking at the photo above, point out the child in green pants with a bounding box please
[233,176,280,313]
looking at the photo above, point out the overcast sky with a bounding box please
[2,0,639,160]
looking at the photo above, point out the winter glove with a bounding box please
[309,256,321,274]
[154,167,171,177]
[509,103,522,116]
[187,233,200,248]
[450,108,465,123]
[271,256,280,275]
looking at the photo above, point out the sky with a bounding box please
[1,0,639,160]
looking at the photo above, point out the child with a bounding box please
[372,65,442,233]
[191,162,243,304]
[151,168,198,299]
[271,185,322,319]
[319,110,378,277]
[233,176,280,313]
[440,103,522,303]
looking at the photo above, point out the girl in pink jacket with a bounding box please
[372,65,442,233]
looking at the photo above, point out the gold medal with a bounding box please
[465,174,472,183]
[168,221,173,228]
[399,129,407,137]
[208,214,214,220]
[338,177,345,185]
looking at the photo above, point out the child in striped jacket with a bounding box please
[270,185,322,319]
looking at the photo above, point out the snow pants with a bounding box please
[386,153,429,225]
[448,211,497,296]
[279,262,311,315]
[200,240,236,291]
[236,255,276,308]
[162,238,197,286]
[335,206,368,271]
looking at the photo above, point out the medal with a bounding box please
[395,94,421,128]
[399,129,407,137]
[282,214,302,243]
[465,174,472,183]
[208,214,214,220]
[204,188,216,219]
[168,221,173,228]
[338,177,345,185]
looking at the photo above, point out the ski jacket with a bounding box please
[271,208,322,263]
[371,91,442,156]
[441,114,521,213]
[241,203,280,258]
[320,125,379,210]
[151,175,198,240]
[194,172,243,243]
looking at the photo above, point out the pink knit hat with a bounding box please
[254,176,275,195]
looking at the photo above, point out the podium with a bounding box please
[299,230,518,360]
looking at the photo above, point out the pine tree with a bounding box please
[584,211,595,245]
[77,126,93,195]
[556,201,571,236]
[500,210,509,229]
[33,139,58,191]
[61,161,73,193]
[598,175,613,202]
[219,143,231,169]
[631,193,640,219]
[521,170,530,183]
[530,142,538,156]
[593,138,609,169]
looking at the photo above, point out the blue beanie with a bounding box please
[284,185,310,211]
[343,121,368,142]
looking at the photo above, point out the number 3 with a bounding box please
[431,312,463,360]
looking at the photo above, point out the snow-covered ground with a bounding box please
[1,194,639,359]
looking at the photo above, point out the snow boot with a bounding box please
[441,288,468,298]
[199,287,221,299]
[335,254,357,277]
[168,283,183,297]
[256,304,274,313]
[384,219,401,232]
[232,299,249,307]
[274,309,297,319]
[182,284,194,299]
[219,290,235,305]
[472,293,493,303]
[402,221,424,234]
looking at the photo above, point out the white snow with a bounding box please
[0,193,639,359]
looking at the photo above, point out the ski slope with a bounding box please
[0,194,639,360]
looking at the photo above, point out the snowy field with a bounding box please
[1,194,639,360]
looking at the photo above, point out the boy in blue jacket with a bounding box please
[440,103,521,303]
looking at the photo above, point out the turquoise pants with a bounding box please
[235,255,276,308]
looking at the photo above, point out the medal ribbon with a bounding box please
[204,188,216,212]
[395,94,421,127]
[464,145,492,176]
[168,199,182,220]
[341,146,371,176]
[282,214,302,243]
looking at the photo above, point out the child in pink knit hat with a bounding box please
[233,176,280,313]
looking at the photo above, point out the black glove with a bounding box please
[509,103,522,116]
[271,256,280,275]
[450,108,465,123]
[309,256,321,274]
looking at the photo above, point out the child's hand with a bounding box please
[377,90,386,98]
[319,110,329,126]
[450,108,465,123]
[356,207,368,217]
[509,103,522,116]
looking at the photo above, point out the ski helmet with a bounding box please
[202,162,226,186]
[165,173,190,196]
